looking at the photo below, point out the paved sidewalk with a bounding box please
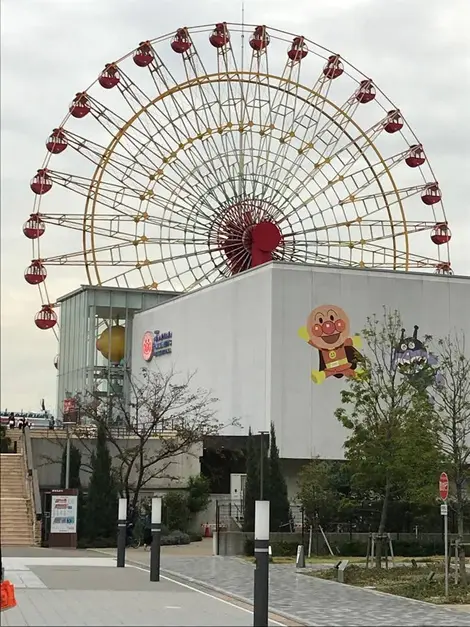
[113,549,470,626]
[1,552,282,626]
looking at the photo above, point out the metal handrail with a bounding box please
[23,428,42,520]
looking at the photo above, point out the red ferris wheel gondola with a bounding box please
[287,37,308,61]
[431,223,451,245]
[209,23,230,48]
[98,63,120,89]
[30,170,52,195]
[133,41,154,67]
[23,214,45,239]
[383,110,404,134]
[249,26,270,51]
[323,55,343,79]
[46,128,68,154]
[421,183,442,206]
[171,28,192,54]
[69,93,91,118]
[24,260,47,285]
[34,305,57,330]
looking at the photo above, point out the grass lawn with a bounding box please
[305,562,470,605]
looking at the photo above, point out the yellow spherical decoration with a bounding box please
[96,325,126,363]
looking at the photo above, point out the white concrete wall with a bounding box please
[131,262,470,461]
[270,264,470,459]
[32,436,201,490]
[132,266,274,435]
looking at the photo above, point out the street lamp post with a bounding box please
[65,426,71,489]
[258,431,269,500]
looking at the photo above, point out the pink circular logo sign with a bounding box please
[142,331,154,361]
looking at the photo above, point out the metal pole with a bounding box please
[253,500,270,627]
[259,434,264,500]
[65,426,71,489]
[117,498,127,568]
[444,511,449,597]
[150,497,162,582]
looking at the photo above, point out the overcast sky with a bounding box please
[1,0,469,413]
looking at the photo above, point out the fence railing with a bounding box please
[22,428,42,545]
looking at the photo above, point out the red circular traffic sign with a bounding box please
[439,472,449,501]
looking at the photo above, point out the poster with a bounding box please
[50,493,77,534]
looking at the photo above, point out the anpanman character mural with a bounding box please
[298,305,364,384]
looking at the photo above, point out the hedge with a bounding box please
[244,538,446,558]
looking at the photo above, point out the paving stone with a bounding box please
[156,555,470,626]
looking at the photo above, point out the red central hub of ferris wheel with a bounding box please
[214,201,283,275]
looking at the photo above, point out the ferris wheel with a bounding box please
[24,22,452,333]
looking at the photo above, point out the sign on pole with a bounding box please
[439,471,449,598]
[439,472,449,501]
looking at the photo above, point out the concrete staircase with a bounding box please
[0,433,35,545]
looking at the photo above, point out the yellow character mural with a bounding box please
[298,305,363,384]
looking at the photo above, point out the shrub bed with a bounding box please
[244,537,445,557]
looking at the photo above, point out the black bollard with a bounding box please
[253,501,270,627]
[117,498,127,568]
[150,496,162,582]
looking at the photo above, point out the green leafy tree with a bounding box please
[163,491,190,532]
[186,474,211,517]
[297,458,340,528]
[268,423,291,531]
[243,428,260,532]
[430,333,470,585]
[85,423,118,541]
[335,309,442,567]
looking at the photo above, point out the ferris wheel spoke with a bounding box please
[45,168,210,231]
[278,115,391,210]
[39,213,138,242]
[339,184,427,213]
[88,85,232,208]
[98,244,212,287]
[40,240,137,266]
[115,69,234,195]
[64,129,154,184]
[254,61,308,201]
[355,242,438,268]
[284,149,410,223]
[295,219,437,245]
[142,49,243,199]
[262,73,338,206]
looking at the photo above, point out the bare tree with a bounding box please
[430,333,470,585]
[69,367,235,519]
